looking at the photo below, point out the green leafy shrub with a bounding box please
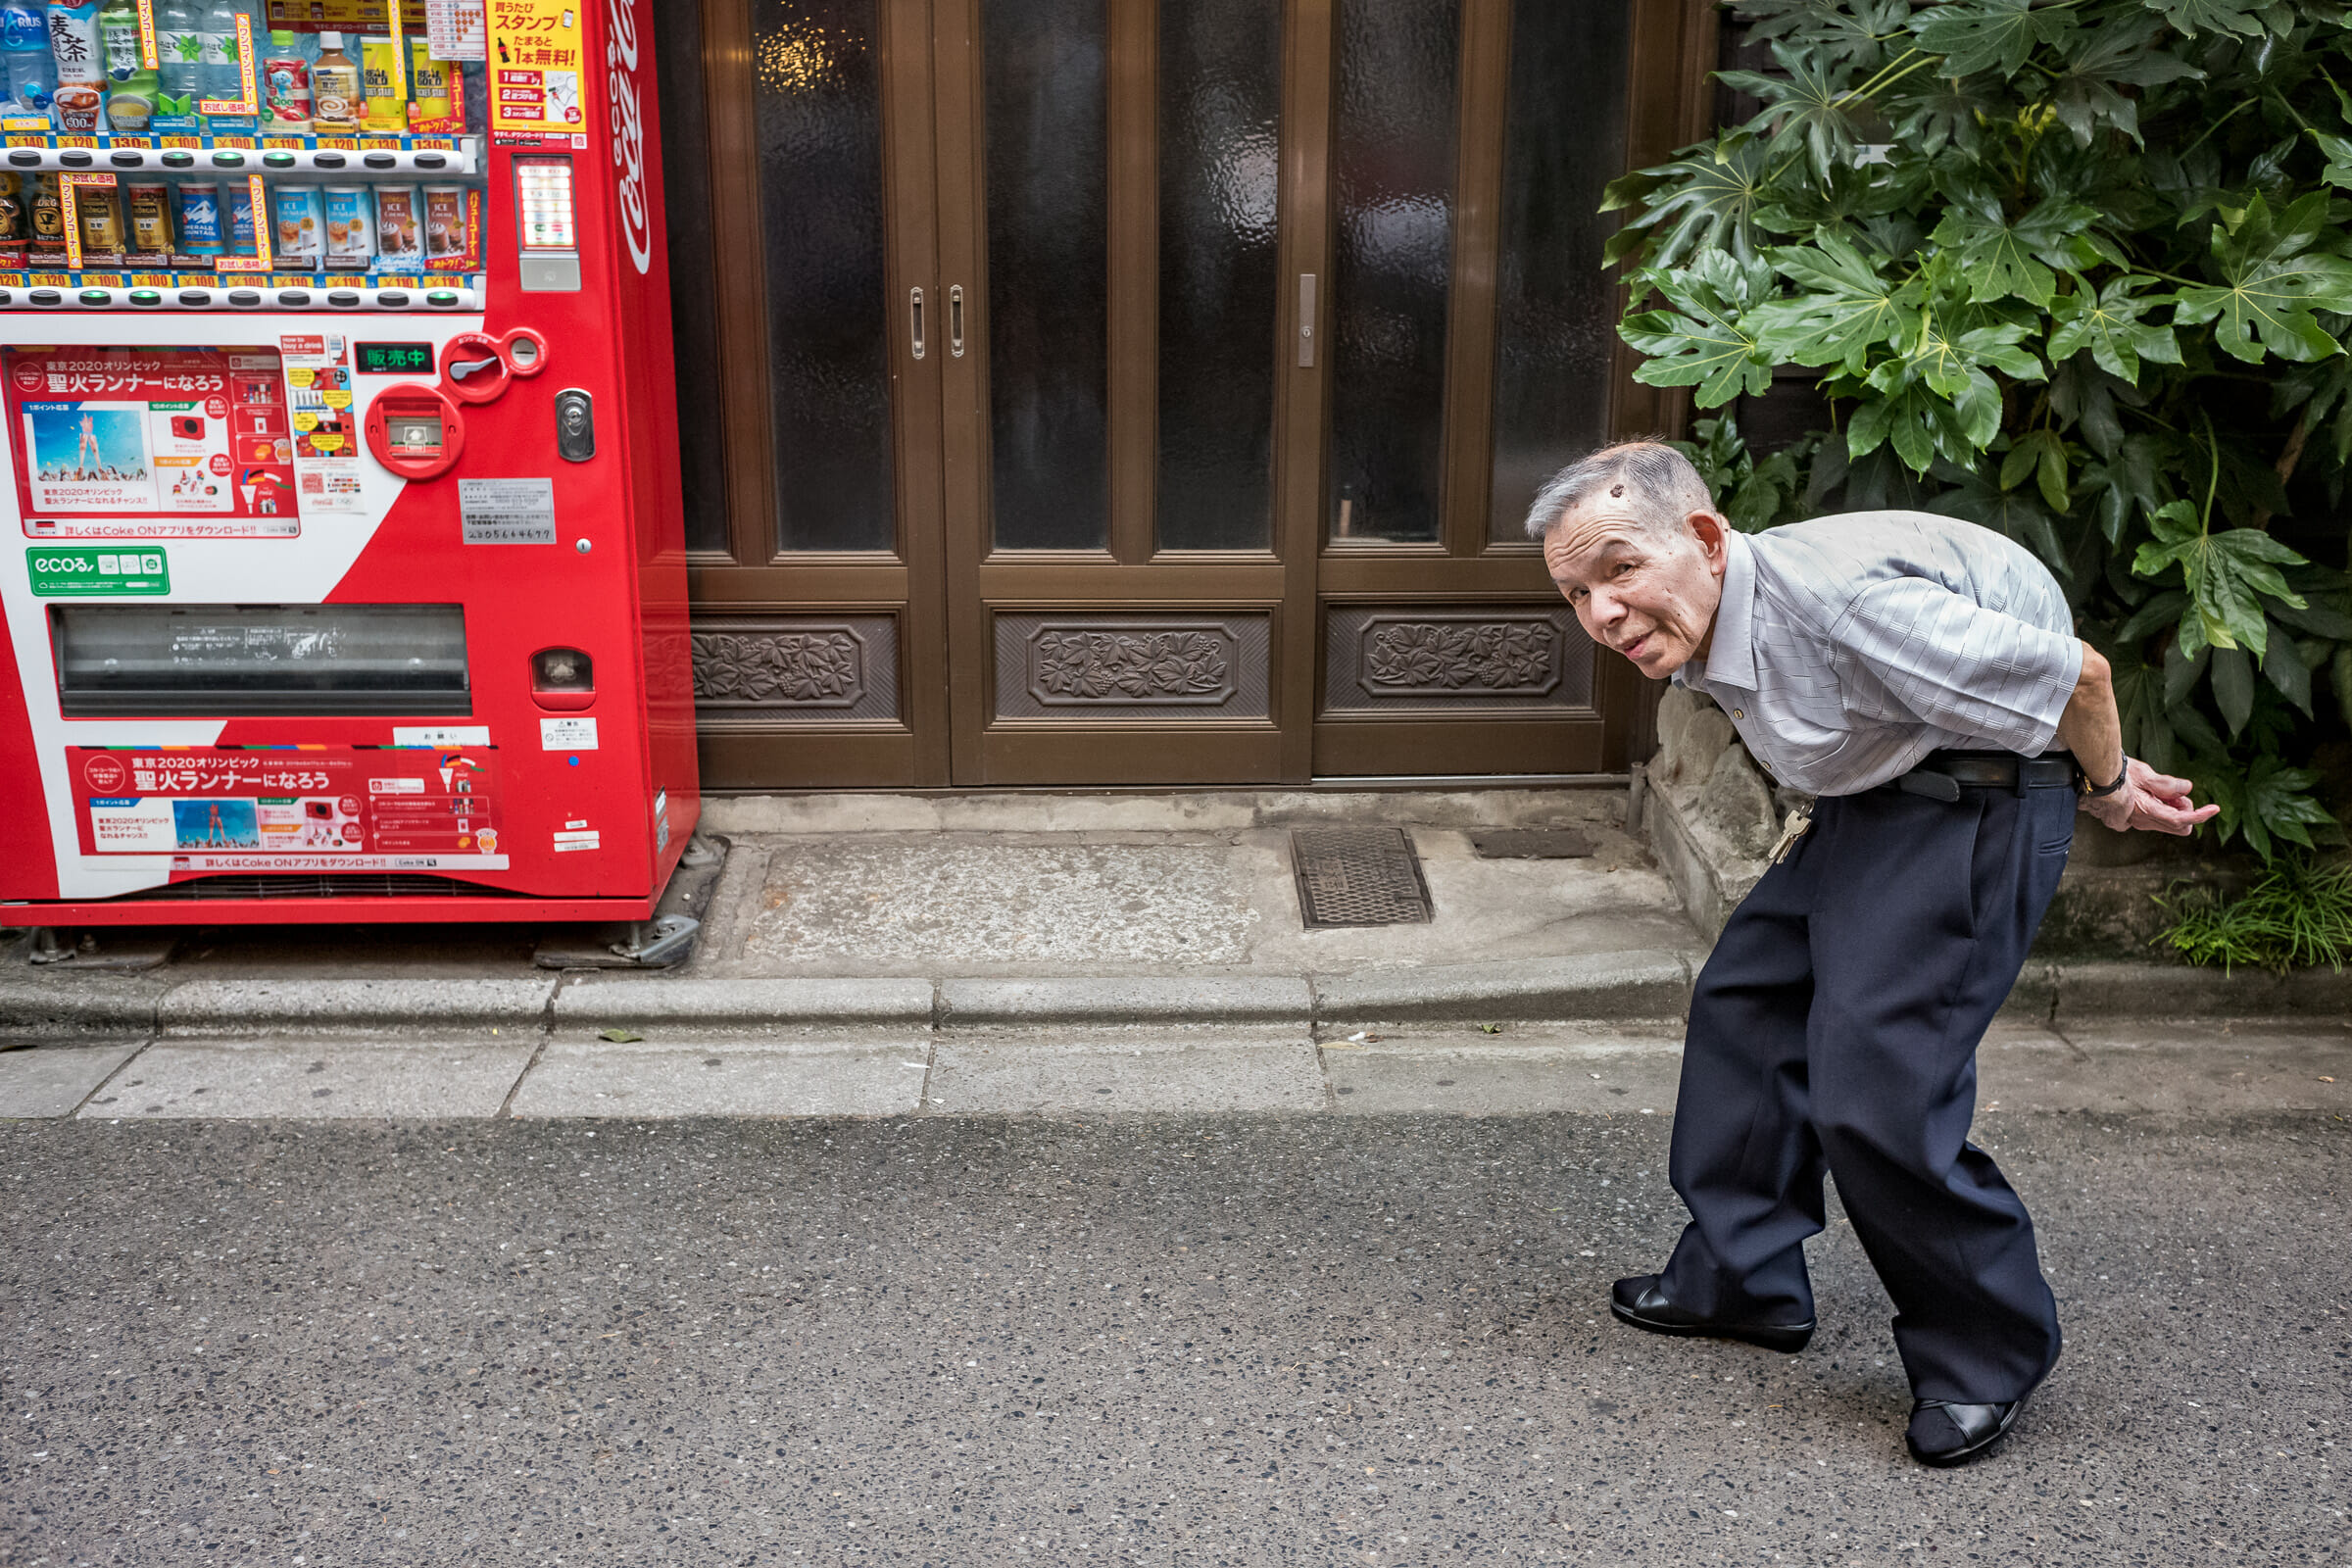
[2155,853,2352,971]
[1612,0,2352,860]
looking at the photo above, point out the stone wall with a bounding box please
[1636,686,1799,936]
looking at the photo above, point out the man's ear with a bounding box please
[1687,509,1731,569]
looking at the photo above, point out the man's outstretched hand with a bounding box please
[2081,758,2218,835]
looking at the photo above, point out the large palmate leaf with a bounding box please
[1998,427,2075,514]
[2045,275,2183,381]
[1844,315,2044,472]
[2078,431,2169,543]
[1749,233,1919,370]
[1911,0,2078,77]
[1740,0,1915,71]
[1929,188,2101,306]
[2143,0,2294,39]
[2045,11,2202,144]
[1602,136,1775,270]
[2104,639,2180,772]
[2197,753,2338,859]
[1936,462,2071,572]
[2131,500,2311,657]
[1717,45,1867,182]
[2172,192,2352,363]
[1619,252,1779,408]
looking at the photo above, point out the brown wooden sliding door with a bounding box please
[668,0,1704,789]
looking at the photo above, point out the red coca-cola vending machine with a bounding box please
[0,0,701,961]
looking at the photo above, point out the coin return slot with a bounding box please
[52,603,471,717]
[385,413,445,458]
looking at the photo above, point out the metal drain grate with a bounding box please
[1290,827,1433,928]
[1470,828,1595,859]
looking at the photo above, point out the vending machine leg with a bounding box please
[24,927,182,972]
[532,836,729,971]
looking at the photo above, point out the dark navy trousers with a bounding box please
[1658,778,2074,1404]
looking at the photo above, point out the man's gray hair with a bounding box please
[1522,441,1715,543]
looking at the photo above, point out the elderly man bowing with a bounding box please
[1529,442,2213,1468]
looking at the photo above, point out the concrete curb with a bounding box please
[154,977,560,1036]
[938,976,1313,1028]
[1311,950,1696,1024]
[6,956,2344,1039]
[2051,959,2352,1022]
[553,975,936,1028]
[0,976,162,1040]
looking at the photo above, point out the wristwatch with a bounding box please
[2082,756,2130,798]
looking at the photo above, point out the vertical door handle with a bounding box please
[1297,273,1317,368]
[949,284,965,358]
[909,286,926,360]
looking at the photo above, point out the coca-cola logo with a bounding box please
[607,0,652,275]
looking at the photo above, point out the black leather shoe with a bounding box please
[1608,1274,1814,1353]
[1905,1397,2024,1467]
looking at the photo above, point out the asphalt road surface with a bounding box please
[3,1110,2345,1566]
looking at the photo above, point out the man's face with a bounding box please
[1542,499,1729,680]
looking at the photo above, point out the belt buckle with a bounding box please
[1896,770,1962,804]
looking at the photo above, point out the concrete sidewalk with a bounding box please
[8,789,2348,1046]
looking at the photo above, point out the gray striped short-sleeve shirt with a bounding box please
[1674,511,2083,797]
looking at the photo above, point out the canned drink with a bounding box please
[74,183,124,255]
[224,180,258,257]
[359,35,403,131]
[372,184,422,269]
[422,183,466,263]
[408,38,449,123]
[321,184,373,270]
[0,173,22,245]
[176,180,223,254]
[125,180,172,255]
[271,183,322,268]
[30,174,64,246]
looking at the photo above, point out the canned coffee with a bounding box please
[321,184,373,270]
[30,174,65,246]
[125,180,172,255]
[271,183,323,269]
[74,184,124,255]
[422,183,466,263]
[224,181,259,258]
[176,180,224,254]
[372,184,422,270]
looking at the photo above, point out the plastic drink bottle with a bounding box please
[1,4,55,119]
[309,29,357,131]
[95,0,129,74]
[260,27,307,131]
[43,2,104,134]
[198,0,248,101]
[98,0,155,131]
[154,0,198,94]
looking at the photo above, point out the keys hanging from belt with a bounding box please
[1768,808,1811,864]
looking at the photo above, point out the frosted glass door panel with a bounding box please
[754,0,898,554]
[1328,0,1460,545]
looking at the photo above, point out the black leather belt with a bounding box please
[1891,750,2078,803]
